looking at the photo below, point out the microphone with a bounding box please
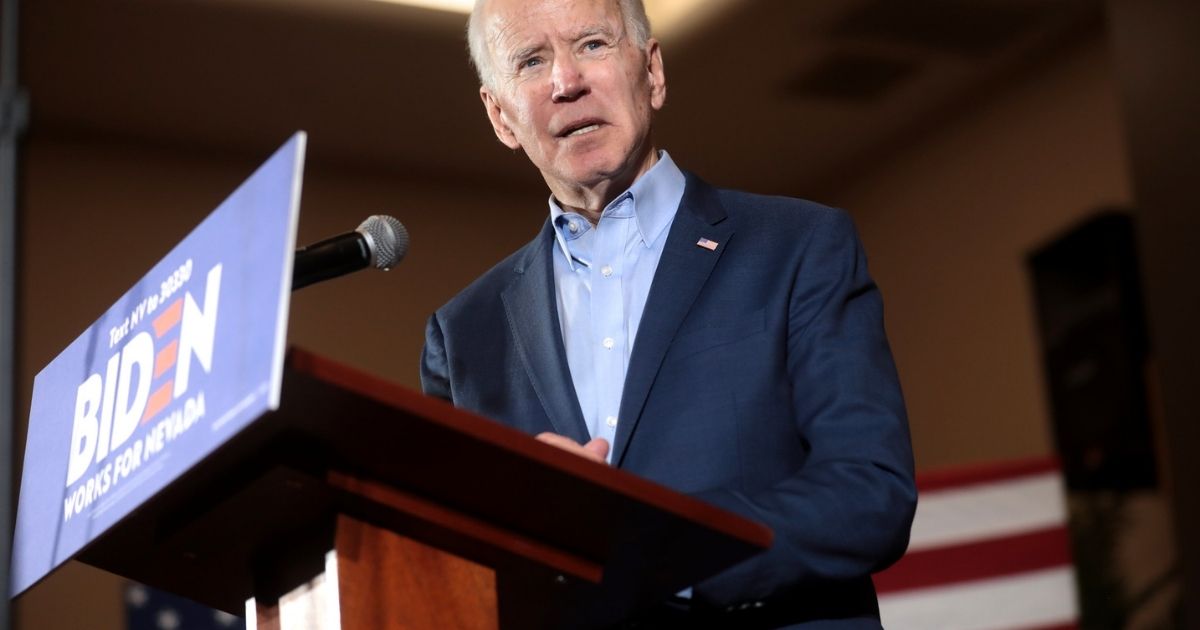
[292,215,410,290]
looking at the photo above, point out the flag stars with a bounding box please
[156,608,182,630]
[126,584,150,607]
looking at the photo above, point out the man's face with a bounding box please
[478,0,666,195]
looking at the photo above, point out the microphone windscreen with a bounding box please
[357,215,410,269]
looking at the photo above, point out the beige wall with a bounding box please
[15,136,540,628]
[17,138,542,401]
[831,36,1133,471]
[13,34,1131,630]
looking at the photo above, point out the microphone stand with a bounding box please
[1,0,28,624]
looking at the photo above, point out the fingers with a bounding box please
[535,432,577,450]
[583,437,610,461]
[536,432,610,464]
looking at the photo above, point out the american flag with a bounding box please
[874,457,1079,629]
[696,237,719,251]
[125,583,245,630]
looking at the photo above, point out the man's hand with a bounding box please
[536,433,610,464]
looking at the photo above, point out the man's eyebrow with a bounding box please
[504,25,620,67]
[507,44,543,66]
[506,43,544,65]
[568,25,617,42]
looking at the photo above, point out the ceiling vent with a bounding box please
[784,53,918,102]
[833,0,1049,57]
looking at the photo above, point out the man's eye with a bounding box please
[520,57,542,69]
[583,40,605,51]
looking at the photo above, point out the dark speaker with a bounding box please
[1028,211,1156,491]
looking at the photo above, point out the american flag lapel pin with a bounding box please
[696,237,719,251]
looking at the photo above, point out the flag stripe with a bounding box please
[152,298,184,338]
[916,456,1061,492]
[874,526,1071,593]
[141,380,174,424]
[153,339,179,379]
[908,472,1066,552]
[877,566,1078,630]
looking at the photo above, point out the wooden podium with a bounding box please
[76,348,772,629]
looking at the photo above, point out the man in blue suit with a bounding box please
[421,0,916,626]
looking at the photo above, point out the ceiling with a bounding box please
[19,0,1102,198]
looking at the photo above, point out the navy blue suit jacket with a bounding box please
[421,174,916,628]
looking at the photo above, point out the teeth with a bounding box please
[567,124,600,137]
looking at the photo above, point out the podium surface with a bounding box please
[77,348,772,627]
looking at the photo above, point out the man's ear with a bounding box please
[480,87,522,150]
[645,39,667,111]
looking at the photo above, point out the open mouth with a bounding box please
[557,120,604,138]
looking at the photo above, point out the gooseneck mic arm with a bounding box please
[292,215,409,291]
[292,232,372,290]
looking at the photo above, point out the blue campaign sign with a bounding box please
[10,133,306,597]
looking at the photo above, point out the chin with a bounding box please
[558,152,633,186]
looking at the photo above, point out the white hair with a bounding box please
[467,0,652,90]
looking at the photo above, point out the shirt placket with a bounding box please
[560,216,595,437]
[589,201,630,454]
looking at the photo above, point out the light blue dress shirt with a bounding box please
[549,152,686,462]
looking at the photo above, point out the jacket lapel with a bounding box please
[612,174,734,466]
[501,221,591,444]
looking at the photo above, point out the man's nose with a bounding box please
[551,56,588,103]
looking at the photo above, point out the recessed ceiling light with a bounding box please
[367,0,733,38]
[370,0,473,13]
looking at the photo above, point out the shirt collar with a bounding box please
[548,151,686,270]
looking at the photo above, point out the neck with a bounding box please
[550,144,659,224]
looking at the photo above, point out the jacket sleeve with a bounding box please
[692,210,916,607]
[420,312,453,401]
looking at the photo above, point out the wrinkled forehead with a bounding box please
[482,0,625,56]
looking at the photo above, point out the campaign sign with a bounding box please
[10,132,306,597]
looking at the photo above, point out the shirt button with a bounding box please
[568,221,579,233]
[601,265,613,277]
[602,337,615,349]
[606,416,618,427]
